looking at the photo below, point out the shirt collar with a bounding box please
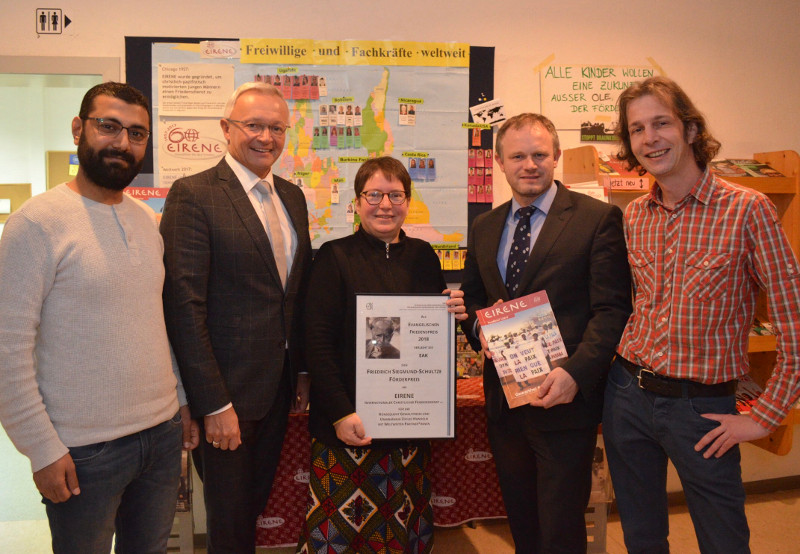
[509,180,558,220]
[648,166,715,208]
[225,152,274,194]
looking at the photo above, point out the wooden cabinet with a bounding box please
[563,147,800,455]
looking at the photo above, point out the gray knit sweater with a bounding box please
[0,184,182,472]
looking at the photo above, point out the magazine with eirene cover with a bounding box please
[477,291,567,408]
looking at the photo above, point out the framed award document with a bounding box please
[355,293,456,440]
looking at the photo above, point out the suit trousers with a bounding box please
[193,365,292,554]
[487,406,597,553]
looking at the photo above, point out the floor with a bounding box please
[3,487,800,553]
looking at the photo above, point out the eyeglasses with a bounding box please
[225,119,290,137]
[84,117,151,145]
[360,191,408,205]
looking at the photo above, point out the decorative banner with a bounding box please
[241,39,469,68]
[539,64,659,138]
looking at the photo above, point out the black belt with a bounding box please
[616,356,736,398]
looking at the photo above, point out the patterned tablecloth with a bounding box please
[255,377,506,548]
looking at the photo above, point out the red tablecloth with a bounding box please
[255,377,506,548]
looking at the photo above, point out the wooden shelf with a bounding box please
[563,147,800,455]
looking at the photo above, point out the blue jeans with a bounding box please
[603,360,749,554]
[44,412,183,554]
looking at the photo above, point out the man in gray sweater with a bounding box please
[0,82,198,553]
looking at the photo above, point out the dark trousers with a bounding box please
[193,369,291,554]
[487,407,597,553]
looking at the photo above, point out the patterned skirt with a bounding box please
[296,438,434,554]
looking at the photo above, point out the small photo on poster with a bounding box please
[320,126,329,149]
[345,104,354,126]
[436,249,444,269]
[468,183,477,203]
[407,104,416,126]
[485,167,493,185]
[337,126,347,149]
[319,76,328,97]
[472,127,482,147]
[310,75,319,100]
[468,148,477,168]
[443,250,453,271]
[346,201,355,222]
[337,105,346,126]
[329,126,338,147]
[475,149,484,168]
[353,126,362,148]
[425,158,436,181]
[331,183,340,204]
[399,104,410,126]
[354,105,362,126]
[408,157,420,181]
[281,75,292,99]
[477,184,486,203]
[319,104,328,126]
[485,183,494,203]
[485,148,493,164]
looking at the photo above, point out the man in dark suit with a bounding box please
[161,82,311,553]
[460,113,631,553]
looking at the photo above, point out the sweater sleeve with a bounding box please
[0,213,68,472]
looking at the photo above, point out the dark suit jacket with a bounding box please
[161,158,312,421]
[461,182,631,430]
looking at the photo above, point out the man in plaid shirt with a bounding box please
[603,76,800,553]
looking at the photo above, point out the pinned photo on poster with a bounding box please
[319,104,328,126]
[470,98,507,126]
[425,158,436,181]
[468,148,477,168]
[354,105,362,126]
[353,126,362,148]
[337,126,347,149]
[331,183,340,204]
[320,126,329,149]
[407,104,416,126]
[345,104,354,126]
[399,103,409,125]
[475,149,484,168]
[329,126,338,147]
[318,76,328,97]
[472,127,482,147]
[408,157,420,181]
[337,105,345,125]
[346,201,355,222]
[310,75,319,100]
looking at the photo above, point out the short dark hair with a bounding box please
[354,157,412,197]
[495,113,560,158]
[79,82,151,120]
[615,76,721,174]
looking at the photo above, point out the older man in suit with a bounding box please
[161,82,311,553]
[460,113,631,553]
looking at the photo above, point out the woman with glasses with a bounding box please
[296,157,466,554]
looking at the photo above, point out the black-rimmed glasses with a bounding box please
[83,118,150,145]
[360,191,408,205]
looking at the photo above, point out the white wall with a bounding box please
[2,0,799,530]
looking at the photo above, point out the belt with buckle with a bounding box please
[616,356,736,398]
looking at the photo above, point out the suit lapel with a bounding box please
[479,203,512,301]
[517,183,574,293]
[217,160,284,287]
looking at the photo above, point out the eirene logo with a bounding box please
[464,448,493,462]
[431,495,456,507]
[256,516,285,529]
[163,124,225,160]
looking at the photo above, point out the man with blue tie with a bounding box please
[460,113,631,552]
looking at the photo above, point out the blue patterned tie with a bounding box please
[505,205,536,297]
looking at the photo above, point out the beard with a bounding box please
[77,135,143,191]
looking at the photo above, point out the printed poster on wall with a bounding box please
[151,39,470,249]
[539,64,659,141]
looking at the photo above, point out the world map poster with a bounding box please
[151,39,469,249]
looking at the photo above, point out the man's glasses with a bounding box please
[360,191,408,205]
[226,119,290,137]
[84,118,150,145]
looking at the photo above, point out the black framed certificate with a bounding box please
[355,293,456,440]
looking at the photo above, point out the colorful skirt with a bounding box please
[296,438,434,554]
